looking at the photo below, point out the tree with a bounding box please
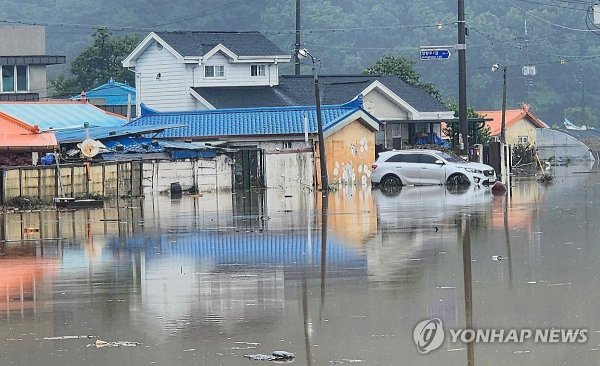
[363,54,442,101]
[445,101,491,146]
[50,28,140,98]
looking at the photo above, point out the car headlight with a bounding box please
[462,167,483,174]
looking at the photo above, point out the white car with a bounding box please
[371,149,496,188]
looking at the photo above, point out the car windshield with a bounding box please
[437,152,465,163]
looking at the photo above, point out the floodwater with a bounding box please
[1,162,600,365]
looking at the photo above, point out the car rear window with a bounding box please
[385,154,405,163]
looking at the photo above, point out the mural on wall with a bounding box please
[332,135,372,188]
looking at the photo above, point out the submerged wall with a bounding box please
[142,156,232,194]
[0,157,233,203]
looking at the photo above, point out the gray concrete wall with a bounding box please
[0,26,45,55]
[29,65,48,98]
[536,128,594,161]
[142,156,232,194]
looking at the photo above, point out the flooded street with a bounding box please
[2,163,600,365]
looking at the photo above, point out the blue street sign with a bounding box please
[420,48,451,60]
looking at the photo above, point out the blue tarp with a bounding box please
[414,132,449,147]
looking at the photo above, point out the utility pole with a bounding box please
[294,0,301,75]
[524,20,530,104]
[580,75,585,126]
[458,0,468,156]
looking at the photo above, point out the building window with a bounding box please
[1,65,28,93]
[518,136,529,144]
[205,65,225,78]
[251,64,266,77]
[16,66,28,91]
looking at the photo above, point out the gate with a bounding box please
[232,148,264,191]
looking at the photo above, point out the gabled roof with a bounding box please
[154,31,286,57]
[127,98,380,139]
[0,101,126,131]
[71,79,136,106]
[477,105,548,136]
[123,31,289,67]
[193,74,450,114]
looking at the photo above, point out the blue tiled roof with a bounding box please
[0,102,126,131]
[127,98,375,139]
[71,79,136,106]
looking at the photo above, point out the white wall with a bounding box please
[256,141,314,192]
[192,52,279,87]
[135,42,195,113]
[142,156,232,194]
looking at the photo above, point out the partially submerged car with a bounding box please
[371,149,496,188]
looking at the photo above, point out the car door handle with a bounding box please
[421,167,427,169]
[395,166,402,169]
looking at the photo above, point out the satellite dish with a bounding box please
[80,139,101,158]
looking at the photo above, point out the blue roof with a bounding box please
[127,98,377,139]
[0,102,126,131]
[71,79,136,106]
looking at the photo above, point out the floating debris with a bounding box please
[43,335,94,340]
[244,351,295,362]
[513,350,531,354]
[89,339,142,348]
[330,359,364,364]
[492,255,507,261]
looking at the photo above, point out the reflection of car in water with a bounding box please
[371,149,497,188]
[368,185,493,282]
[372,184,493,222]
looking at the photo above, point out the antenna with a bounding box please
[80,139,102,158]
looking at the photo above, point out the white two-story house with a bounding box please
[123,31,457,151]
[121,31,291,115]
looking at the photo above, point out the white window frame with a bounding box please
[204,65,225,78]
[1,65,29,93]
[518,135,529,144]
[250,64,266,77]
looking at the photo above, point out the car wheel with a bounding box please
[381,175,402,190]
[446,173,470,186]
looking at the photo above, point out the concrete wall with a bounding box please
[536,128,594,161]
[142,156,232,194]
[363,88,409,120]
[1,162,143,203]
[325,121,376,188]
[0,26,45,54]
[29,65,48,98]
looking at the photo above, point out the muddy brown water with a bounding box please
[1,163,599,365]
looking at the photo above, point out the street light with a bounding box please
[297,48,329,193]
[492,63,507,144]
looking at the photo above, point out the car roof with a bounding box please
[379,149,442,156]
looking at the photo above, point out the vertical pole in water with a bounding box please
[55,152,64,198]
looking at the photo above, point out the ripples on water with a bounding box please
[1,164,599,365]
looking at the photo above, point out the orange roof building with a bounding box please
[478,104,548,146]
[0,110,58,166]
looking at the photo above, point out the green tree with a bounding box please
[445,101,491,146]
[50,28,140,97]
[363,54,442,101]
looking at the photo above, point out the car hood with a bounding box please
[464,162,495,171]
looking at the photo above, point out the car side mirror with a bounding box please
[435,160,445,165]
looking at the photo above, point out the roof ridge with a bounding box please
[140,98,362,117]
[156,30,261,34]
